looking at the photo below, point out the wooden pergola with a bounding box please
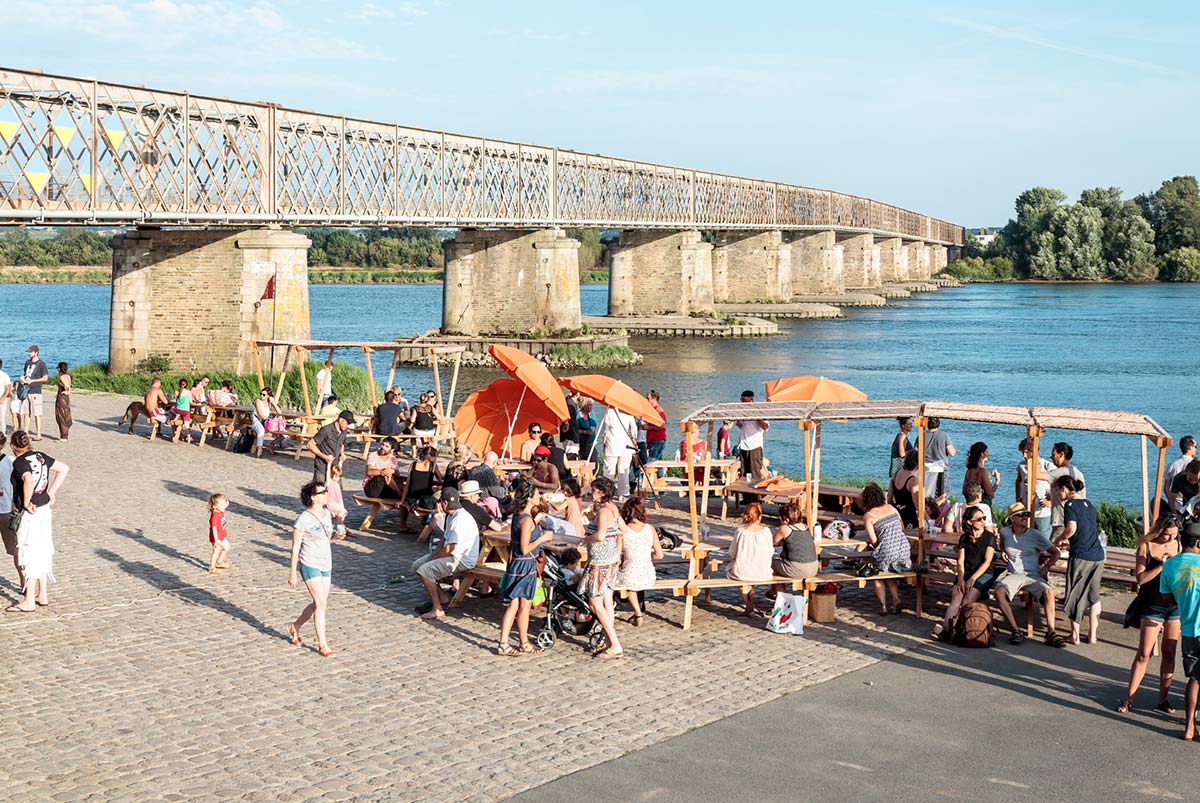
[249,339,466,421]
[680,399,1173,550]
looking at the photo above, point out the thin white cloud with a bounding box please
[932,15,1187,78]
[347,1,427,21]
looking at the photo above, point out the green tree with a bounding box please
[1029,204,1103,279]
[1078,186,1123,219]
[321,230,367,266]
[1104,203,1157,280]
[567,228,603,269]
[962,230,984,258]
[1010,187,1067,274]
[1160,247,1200,282]
[1141,176,1200,254]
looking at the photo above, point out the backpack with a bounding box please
[231,425,255,454]
[953,602,995,648]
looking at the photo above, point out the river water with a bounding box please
[9,281,1194,506]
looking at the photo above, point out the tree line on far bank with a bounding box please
[0,227,613,272]
[953,176,1200,282]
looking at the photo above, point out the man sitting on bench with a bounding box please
[413,488,479,621]
[992,502,1065,647]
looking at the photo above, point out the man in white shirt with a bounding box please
[315,359,334,410]
[0,432,17,589]
[735,390,770,502]
[600,406,638,498]
[413,488,479,621]
[1163,435,1196,509]
[1046,441,1084,539]
[0,359,11,435]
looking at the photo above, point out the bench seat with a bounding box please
[448,565,505,608]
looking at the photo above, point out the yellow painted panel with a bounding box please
[53,125,76,148]
[0,121,17,143]
[104,128,126,150]
[24,171,50,194]
[80,174,92,194]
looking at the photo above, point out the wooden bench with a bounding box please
[448,565,505,608]
[351,494,434,532]
[800,570,924,620]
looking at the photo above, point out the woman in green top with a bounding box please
[172,378,193,444]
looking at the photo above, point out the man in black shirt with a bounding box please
[459,480,504,534]
[7,430,69,612]
[19,345,49,441]
[374,390,404,436]
[307,410,354,482]
[1170,460,1200,514]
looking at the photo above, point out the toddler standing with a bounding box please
[208,493,231,573]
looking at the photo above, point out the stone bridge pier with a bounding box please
[441,229,581,336]
[608,230,714,316]
[904,241,932,280]
[877,237,909,283]
[837,233,881,289]
[712,230,791,303]
[788,231,844,295]
[109,228,311,375]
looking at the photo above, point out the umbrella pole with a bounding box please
[501,385,527,461]
[803,421,813,531]
[683,421,699,631]
[698,421,713,522]
[811,422,822,528]
[1153,440,1167,524]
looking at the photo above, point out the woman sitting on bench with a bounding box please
[398,446,442,533]
[364,437,405,499]
[773,501,818,585]
[861,483,913,615]
[726,502,774,617]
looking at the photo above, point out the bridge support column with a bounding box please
[905,241,932,280]
[109,228,310,375]
[441,229,581,336]
[788,231,844,295]
[608,230,713,316]
[712,230,791,302]
[837,233,881,289]
[877,237,909,283]
[930,245,948,274]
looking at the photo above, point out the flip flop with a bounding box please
[287,623,303,646]
[5,604,35,613]
[318,647,336,658]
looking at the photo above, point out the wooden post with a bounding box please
[682,421,700,631]
[251,341,265,392]
[1025,425,1040,515]
[1141,435,1151,535]
[698,421,714,522]
[363,347,378,408]
[1153,440,1168,524]
[446,349,462,422]
[385,349,399,393]
[915,417,926,519]
[802,420,814,531]
[273,345,291,403]
[811,422,823,527]
[297,347,311,417]
[430,348,443,414]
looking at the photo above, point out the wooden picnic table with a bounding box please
[644,458,739,519]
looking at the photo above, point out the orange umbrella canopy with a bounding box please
[764,375,867,403]
[454,378,564,457]
[488,343,570,422]
[558,374,664,427]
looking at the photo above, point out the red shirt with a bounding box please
[209,510,228,542]
[646,404,668,443]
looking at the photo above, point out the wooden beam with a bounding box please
[683,421,699,550]
[698,421,714,523]
[430,347,443,422]
[297,347,311,417]
[811,422,823,529]
[251,340,264,392]
[1141,435,1150,536]
[273,345,291,402]
[1153,443,1167,525]
[915,417,926,519]
[362,346,377,409]
[385,349,399,393]
[803,421,813,531]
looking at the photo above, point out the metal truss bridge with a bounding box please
[0,67,961,244]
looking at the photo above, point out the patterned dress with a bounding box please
[581,505,622,598]
[614,522,657,592]
[870,511,912,573]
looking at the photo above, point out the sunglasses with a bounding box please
[969,517,986,523]
[313,488,327,495]
[1012,512,1030,518]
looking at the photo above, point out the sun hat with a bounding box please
[1006,502,1030,517]
[458,480,482,497]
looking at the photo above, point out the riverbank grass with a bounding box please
[65,360,380,413]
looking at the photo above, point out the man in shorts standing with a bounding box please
[735,390,769,503]
[19,346,48,441]
[1161,526,1200,740]
[992,502,1064,646]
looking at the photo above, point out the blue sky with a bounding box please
[5,0,1197,225]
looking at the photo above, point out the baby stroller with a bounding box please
[534,552,606,653]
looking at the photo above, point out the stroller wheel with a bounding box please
[535,629,556,650]
[587,628,606,654]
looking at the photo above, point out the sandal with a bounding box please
[1044,632,1068,648]
[630,614,644,627]
[287,624,303,646]
[1116,697,1133,714]
[1010,631,1026,645]
[518,642,543,655]
[599,649,624,660]
[1156,700,1177,715]
[318,647,336,658]
[497,643,520,657]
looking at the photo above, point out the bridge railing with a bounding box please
[0,68,962,244]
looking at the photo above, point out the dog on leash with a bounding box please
[117,400,153,433]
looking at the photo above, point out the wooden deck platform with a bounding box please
[582,315,780,338]
[713,303,845,320]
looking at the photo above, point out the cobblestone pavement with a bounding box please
[3,392,936,803]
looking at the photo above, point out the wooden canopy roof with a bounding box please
[683,399,1171,442]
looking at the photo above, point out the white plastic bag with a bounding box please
[766,591,806,635]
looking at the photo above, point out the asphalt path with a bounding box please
[512,606,1199,802]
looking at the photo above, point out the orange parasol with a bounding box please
[488,344,570,422]
[557,374,664,427]
[454,378,563,457]
[764,375,867,403]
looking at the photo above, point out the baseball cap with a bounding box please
[337,410,356,426]
[440,487,461,509]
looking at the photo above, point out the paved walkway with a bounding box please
[3,392,933,803]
